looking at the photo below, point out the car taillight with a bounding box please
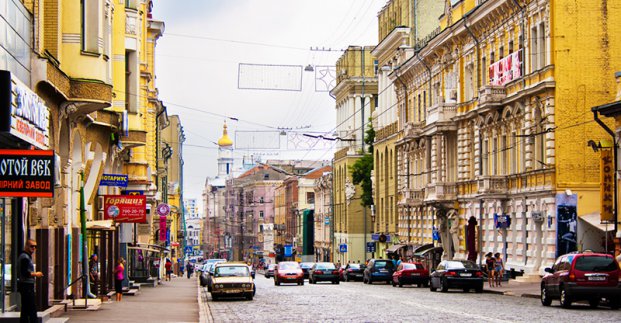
[332,270,339,275]
[315,270,323,275]
[568,273,576,282]
[348,269,354,272]
[445,271,457,277]
[475,271,483,277]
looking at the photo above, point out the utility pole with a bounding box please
[361,47,368,261]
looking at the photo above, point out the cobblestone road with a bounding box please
[205,274,619,322]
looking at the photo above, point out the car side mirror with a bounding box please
[544,267,554,273]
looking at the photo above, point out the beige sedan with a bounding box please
[210,263,255,301]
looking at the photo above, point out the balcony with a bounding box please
[403,121,423,138]
[478,85,506,110]
[477,176,508,195]
[404,188,425,205]
[426,102,457,126]
[90,110,120,130]
[121,129,147,148]
[425,183,456,202]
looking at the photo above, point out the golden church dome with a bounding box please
[217,122,233,147]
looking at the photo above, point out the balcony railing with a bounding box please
[478,85,506,109]
[477,176,508,195]
[425,183,456,201]
[426,102,457,125]
[404,188,425,205]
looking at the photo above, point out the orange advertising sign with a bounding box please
[600,149,614,222]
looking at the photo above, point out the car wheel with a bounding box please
[440,278,448,292]
[300,280,304,286]
[560,286,572,308]
[589,298,599,309]
[253,285,256,296]
[417,283,422,288]
[335,280,340,285]
[475,284,483,293]
[541,285,552,306]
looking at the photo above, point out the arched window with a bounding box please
[534,106,545,169]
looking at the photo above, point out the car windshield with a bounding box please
[278,262,299,270]
[300,263,314,268]
[373,261,394,269]
[402,263,419,270]
[315,263,335,270]
[446,261,478,270]
[214,266,249,277]
[575,256,617,272]
[349,264,361,269]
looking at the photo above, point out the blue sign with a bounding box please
[184,246,193,254]
[284,245,293,257]
[324,216,330,225]
[494,213,511,229]
[366,242,376,253]
[339,244,347,253]
[100,174,128,187]
[432,227,440,241]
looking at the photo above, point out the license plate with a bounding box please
[411,273,420,276]
[379,269,387,273]
[225,289,241,293]
[588,276,606,281]
[460,273,472,277]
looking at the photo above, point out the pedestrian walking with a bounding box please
[114,257,125,302]
[494,252,505,287]
[17,239,44,323]
[187,262,194,279]
[89,254,100,296]
[165,258,173,281]
[484,252,496,288]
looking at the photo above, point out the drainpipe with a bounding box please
[593,111,618,240]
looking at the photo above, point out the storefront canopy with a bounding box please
[385,244,407,254]
[579,212,614,232]
[86,220,116,230]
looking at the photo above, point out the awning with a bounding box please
[579,212,614,232]
[385,244,407,254]
[413,244,440,258]
[86,220,116,230]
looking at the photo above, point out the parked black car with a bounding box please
[342,263,365,282]
[429,260,484,293]
[309,262,340,284]
[363,259,395,284]
[300,262,315,279]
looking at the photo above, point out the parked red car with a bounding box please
[274,262,304,286]
[541,251,620,309]
[392,262,429,287]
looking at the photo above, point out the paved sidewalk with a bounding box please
[483,280,540,299]
[63,277,199,323]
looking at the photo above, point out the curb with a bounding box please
[484,289,539,299]
[197,280,213,323]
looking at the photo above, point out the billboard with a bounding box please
[102,195,147,223]
[0,149,55,197]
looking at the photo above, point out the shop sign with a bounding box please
[339,244,347,253]
[0,71,50,149]
[0,149,55,197]
[600,149,614,222]
[156,203,170,216]
[489,50,522,86]
[159,215,167,241]
[99,174,128,187]
[102,194,146,223]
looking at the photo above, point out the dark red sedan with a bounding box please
[391,262,430,287]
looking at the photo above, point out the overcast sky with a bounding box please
[152,0,384,208]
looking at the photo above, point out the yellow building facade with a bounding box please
[385,0,621,274]
[331,46,377,264]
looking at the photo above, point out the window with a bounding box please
[534,107,545,169]
[482,138,489,176]
[530,26,538,72]
[259,197,264,203]
[481,56,487,85]
[501,135,507,175]
[464,64,474,101]
[259,211,264,219]
[492,138,498,175]
[538,23,546,69]
[499,46,504,59]
[126,0,138,9]
[125,50,138,113]
[511,132,517,174]
[82,0,100,53]
[508,41,514,55]
[306,192,315,204]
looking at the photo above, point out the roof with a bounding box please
[302,165,332,179]
[217,122,233,146]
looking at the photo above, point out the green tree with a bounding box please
[350,120,374,207]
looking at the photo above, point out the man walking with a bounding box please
[17,239,44,323]
[89,254,100,296]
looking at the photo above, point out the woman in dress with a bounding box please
[494,252,505,287]
[484,253,496,288]
[114,257,125,301]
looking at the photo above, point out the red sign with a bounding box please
[159,215,167,241]
[489,50,522,86]
[103,195,146,223]
[0,149,55,197]
[171,242,180,247]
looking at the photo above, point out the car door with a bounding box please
[431,262,445,288]
[548,256,565,296]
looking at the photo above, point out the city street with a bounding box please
[204,274,620,322]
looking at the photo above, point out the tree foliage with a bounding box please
[350,120,374,207]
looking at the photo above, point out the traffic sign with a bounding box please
[366,242,376,253]
[184,246,193,254]
[339,244,347,253]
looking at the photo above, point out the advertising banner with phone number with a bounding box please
[103,195,147,223]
